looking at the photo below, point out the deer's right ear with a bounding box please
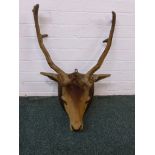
[40,72,58,82]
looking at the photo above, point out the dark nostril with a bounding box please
[71,125,82,132]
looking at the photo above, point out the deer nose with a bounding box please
[71,125,83,132]
[70,122,83,131]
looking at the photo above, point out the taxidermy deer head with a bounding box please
[32,4,116,131]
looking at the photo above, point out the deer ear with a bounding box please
[93,74,111,82]
[40,72,58,82]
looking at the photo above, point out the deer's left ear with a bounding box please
[93,74,111,82]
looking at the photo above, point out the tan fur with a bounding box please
[58,72,94,131]
[32,4,116,131]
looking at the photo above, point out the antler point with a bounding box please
[32,4,39,12]
[42,34,48,38]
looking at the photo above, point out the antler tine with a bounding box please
[86,11,116,77]
[32,4,69,82]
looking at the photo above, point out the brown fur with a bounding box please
[58,72,94,130]
[32,4,116,131]
[58,72,94,110]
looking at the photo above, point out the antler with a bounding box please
[86,12,116,78]
[32,4,69,83]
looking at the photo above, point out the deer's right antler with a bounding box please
[32,4,70,84]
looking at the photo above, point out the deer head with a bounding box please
[32,4,116,131]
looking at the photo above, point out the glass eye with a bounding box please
[86,97,90,104]
[63,101,67,105]
[61,96,67,105]
[85,101,89,105]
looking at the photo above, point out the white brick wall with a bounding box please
[19,0,135,96]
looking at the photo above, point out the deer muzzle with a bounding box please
[70,121,83,131]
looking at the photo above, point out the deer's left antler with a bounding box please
[86,12,116,80]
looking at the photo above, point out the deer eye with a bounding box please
[85,98,90,104]
[61,96,67,105]
[85,101,89,105]
[63,101,67,105]
[86,100,90,104]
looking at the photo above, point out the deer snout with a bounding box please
[70,122,83,131]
